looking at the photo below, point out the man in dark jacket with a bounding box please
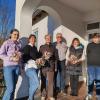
[39,34,58,100]
[87,33,100,100]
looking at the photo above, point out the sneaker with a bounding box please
[41,97,46,100]
[47,97,55,100]
[60,90,67,96]
[85,94,92,100]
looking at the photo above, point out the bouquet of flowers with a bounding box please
[35,51,52,68]
[9,51,21,62]
[69,55,78,64]
[35,58,45,67]
[25,51,52,70]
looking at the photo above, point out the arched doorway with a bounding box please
[20,0,62,38]
[31,6,62,48]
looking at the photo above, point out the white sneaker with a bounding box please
[41,97,45,100]
[49,97,55,100]
[85,94,92,100]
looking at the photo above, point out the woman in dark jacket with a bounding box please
[22,34,39,100]
[66,38,85,96]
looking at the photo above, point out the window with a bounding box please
[87,22,100,30]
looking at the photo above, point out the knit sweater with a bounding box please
[22,44,39,64]
[0,39,21,67]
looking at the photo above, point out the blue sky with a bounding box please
[0,0,16,38]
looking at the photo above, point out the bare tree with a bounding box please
[0,1,15,39]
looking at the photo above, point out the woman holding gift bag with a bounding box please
[0,29,21,100]
[66,38,85,96]
[22,34,40,100]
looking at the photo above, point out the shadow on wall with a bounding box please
[53,25,87,47]
[15,37,29,99]
[15,74,29,99]
[19,37,28,48]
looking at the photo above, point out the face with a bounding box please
[56,35,62,43]
[73,40,80,48]
[29,36,36,45]
[92,36,99,44]
[10,31,19,41]
[45,35,51,44]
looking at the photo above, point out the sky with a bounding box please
[0,0,16,38]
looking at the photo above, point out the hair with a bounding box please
[71,38,80,46]
[56,33,62,37]
[10,29,19,39]
[28,34,36,41]
[92,33,100,38]
[44,34,51,39]
[10,29,19,34]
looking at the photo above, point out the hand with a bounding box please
[70,60,78,64]
[9,51,21,62]
[35,59,41,65]
[44,51,51,60]
[72,60,78,64]
[36,58,45,66]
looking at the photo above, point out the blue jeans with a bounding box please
[88,65,100,95]
[3,65,19,100]
[26,68,39,100]
[56,60,66,91]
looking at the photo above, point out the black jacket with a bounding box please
[87,42,100,66]
[39,43,58,71]
[66,45,84,75]
[69,45,84,67]
[22,45,39,64]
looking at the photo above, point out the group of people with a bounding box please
[0,29,100,100]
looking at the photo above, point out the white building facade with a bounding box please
[15,0,100,99]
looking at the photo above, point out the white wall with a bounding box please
[15,0,100,39]
[39,0,85,37]
[15,0,42,37]
[32,16,48,49]
[53,25,87,47]
[15,0,86,39]
[15,0,25,30]
[83,10,100,23]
